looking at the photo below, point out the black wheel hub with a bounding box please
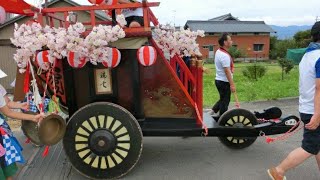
[89,129,116,156]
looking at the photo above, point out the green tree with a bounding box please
[274,39,298,58]
[294,30,311,47]
[228,46,243,58]
[278,58,294,80]
[269,36,278,59]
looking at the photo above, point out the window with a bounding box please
[254,32,260,35]
[232,33,238,35]
[203,45,214,51]
[208,33,215,36]
[253,44,264,51]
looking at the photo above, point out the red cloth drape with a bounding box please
[0,0,36,15]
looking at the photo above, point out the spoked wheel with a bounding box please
[63,102,143,179]
[218,108,258,149]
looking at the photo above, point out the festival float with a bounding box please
[0,0,301,179]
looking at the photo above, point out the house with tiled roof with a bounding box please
[184,13,276,60]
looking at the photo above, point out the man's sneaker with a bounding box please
[267,167,286,180]
[208,110,219,116]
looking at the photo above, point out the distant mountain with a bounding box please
[270,25,312,39]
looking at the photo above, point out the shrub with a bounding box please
[242,64,267,80]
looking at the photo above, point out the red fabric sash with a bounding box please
[219,47,234,73]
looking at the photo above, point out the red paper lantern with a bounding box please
[137,46,157,66]
[36,50,54,71]
[0,6,6,24]
[88,0,105,5]
[67,52,87,68]
[102,48,121,68]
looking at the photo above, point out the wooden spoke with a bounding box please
[80,150,92,160]
[80,125,92,134]
[97,156,102,169]
[107,155,116,168]
[88,154,97,167]
[76,133,89,139]
[87,118,97,131]
[75,141,89,144]
[75,135,88,142]
[227,120,234,125]
[76,147,90,154]
[116,145,130,152]
[117,134,130,141]
[244,120,252,126]
[111,153,122,165]
[97,116,103,128]
[108,117,117,132]
[116,132,129,139]
[226,122,233,126]
[117,140,130,144]
[100,157,107,169]
[231,117,237,124]
[106,116,114,129]
[115,126,128,137]
[113,125,125,136]
[82,121,94,132]
[111,120,122,132]
[113,150,126,161]
[115,148,129,158]
[77,127,90,137]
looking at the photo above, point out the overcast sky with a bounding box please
[27,0,319,26]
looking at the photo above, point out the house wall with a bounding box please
[197,33,271,60]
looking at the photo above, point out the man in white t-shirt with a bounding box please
[118,0,143,28]
[210,33,236,117]
[268,22,320,180]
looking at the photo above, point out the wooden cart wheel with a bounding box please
[218,108,258,149]
[63,102,143,179]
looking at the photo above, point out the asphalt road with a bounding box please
[17,98,320,180]
[123,98,319,180]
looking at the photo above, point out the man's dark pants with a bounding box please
[212,80,231,116]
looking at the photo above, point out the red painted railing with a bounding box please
[36,1,160,35]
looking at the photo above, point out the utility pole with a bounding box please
[173,10,176,30]
[316,16,319,22]
[45,0,49,24]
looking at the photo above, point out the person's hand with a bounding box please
[19,102,29,111]
[230,84,236,93]
[305,114,320,130]
[33,113,45,123]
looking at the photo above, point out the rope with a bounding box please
[28,59,43,114]
[195,103,208,136]
[233,91,240,108]
[51,60,59,113]
[259,119,303,144]
[42,60,59,114]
